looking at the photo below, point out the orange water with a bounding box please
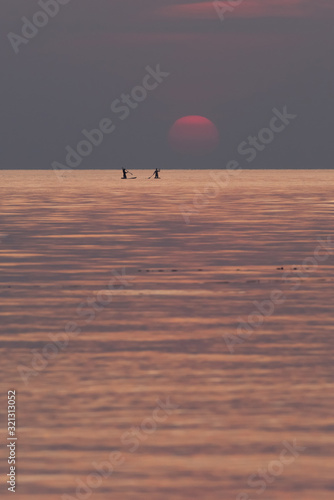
[0,170,333,499]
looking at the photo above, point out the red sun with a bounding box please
[168,115,219,154]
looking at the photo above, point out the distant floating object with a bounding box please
[121,168,136,179]
[148,169,161,179]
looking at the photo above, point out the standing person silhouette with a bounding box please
[153,169,160,179]
[121,168,136,179]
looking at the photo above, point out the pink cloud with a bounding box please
[153,0,332,20]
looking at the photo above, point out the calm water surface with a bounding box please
[0,170,333,499]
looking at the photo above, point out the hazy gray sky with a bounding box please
[1,0,333,169]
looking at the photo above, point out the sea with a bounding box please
[0,169,333,499]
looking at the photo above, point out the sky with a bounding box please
[1,0,333,169]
